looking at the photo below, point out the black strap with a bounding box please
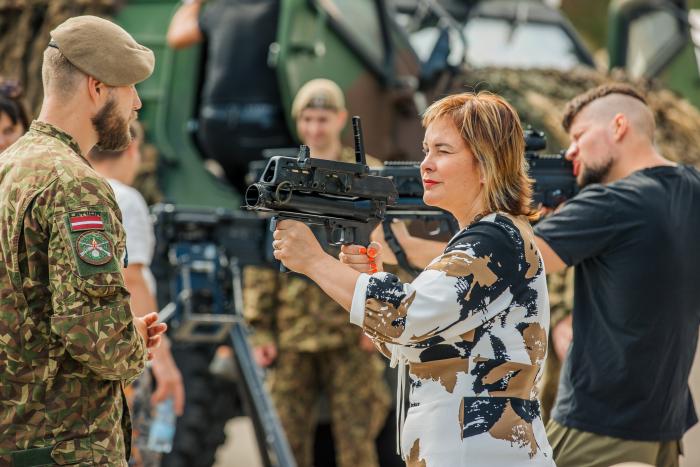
[383,222,421,277]
[11,446,53,467]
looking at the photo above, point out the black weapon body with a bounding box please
[524,129,578,208]
[151,204,295,467]
[369,133,577,273]
[526,151,578,208]
[369,161,459,275]
[245,117,398,248]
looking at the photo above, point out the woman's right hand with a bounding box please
[339,242,382,274]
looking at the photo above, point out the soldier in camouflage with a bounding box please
[244,79,390,467]
[0,16,166,467]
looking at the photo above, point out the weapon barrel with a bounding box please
[246,183,377,222]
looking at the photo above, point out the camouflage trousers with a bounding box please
[124,369,161,467]
[268,345,391,467]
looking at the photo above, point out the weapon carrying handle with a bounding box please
[352,116,367,165]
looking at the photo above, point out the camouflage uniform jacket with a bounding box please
[0,121,146,466]
[244,147,381,351]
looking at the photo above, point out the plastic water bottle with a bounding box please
[147,398,176,453]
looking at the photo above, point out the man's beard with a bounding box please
[92,98,131,152]
[579,157,613,188]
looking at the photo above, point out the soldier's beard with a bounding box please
[579,156,613,188]
[92,98,131,152]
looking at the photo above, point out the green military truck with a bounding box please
[607,0,700,107]
[115,0,596,210]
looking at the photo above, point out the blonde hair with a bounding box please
[422,91,536,221]
[291,78,345,119]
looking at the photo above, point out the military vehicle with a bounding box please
[608,0,700,108]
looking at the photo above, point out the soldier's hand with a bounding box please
[552,313,573,362]
[151,337,186,416]
[134,312,167,359]
[339,242,383,274]
[253,343,278,368]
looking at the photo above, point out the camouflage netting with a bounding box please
[0,0,125,117]
[447,66,700,167]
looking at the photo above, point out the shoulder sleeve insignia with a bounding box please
[69,211,105,231]
[62,209,121,277]
[76,231,114,265]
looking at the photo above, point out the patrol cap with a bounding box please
[291,79,346,119]
[49,16,154,86]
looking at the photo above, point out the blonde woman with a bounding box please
[271,92,554,466]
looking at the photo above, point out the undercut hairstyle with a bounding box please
[422,91,536,221]
[41,47,83,99]
[88,120,143,163]
[562,83,647,132]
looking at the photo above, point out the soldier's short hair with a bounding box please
[291,79,346,119]
[562,83,647,132]
[422,91,536,221]
[88,120,143,163]
[41,47,83,99]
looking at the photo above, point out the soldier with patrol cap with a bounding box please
[244,79,391,467]
[0,16,166,467]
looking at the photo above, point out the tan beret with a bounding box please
[291,79,346,119]
[50,15,154,86]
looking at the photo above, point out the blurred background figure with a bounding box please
[0,78,30,152]
[244,79,390,467]
[166,0,294,194]
[88,121,185,467]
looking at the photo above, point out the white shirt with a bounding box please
[108,178,157,295]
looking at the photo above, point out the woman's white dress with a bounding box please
[350,213,555,466]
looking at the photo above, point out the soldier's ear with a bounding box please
[87,76,107,105]
[337,109,348,129]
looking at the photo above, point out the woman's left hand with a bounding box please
[339,242,382,274]
[272,220,327,275]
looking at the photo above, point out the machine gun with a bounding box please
[369,129,577,274]
[369,161,459,275]
[524,129,578,208]
[150,204,295,467]
[244,116,398,252]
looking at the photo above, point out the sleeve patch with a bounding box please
[76,231,114,265]
[63,210,120,277]
[68,211,105,231]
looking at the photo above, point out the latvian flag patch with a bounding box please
[69,212,105,231]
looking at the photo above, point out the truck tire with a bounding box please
[161,344,242,467]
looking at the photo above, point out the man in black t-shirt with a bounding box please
[167,0,294,193]
[534,83,700,467]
